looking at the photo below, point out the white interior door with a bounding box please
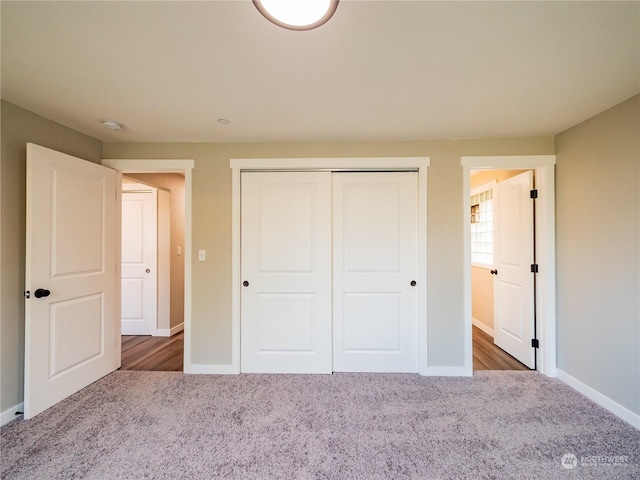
[121,187,158,335]
[25,143,117,419]
[332,172,419,372]
[493,171,535,368]
[241,172,332,373]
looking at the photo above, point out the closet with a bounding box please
[240,171,418,373]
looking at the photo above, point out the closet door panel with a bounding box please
[333,173,419,372]
[241,172,332,373]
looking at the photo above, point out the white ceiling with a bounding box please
[2,1,638,143]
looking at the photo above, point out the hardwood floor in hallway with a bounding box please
[121,332,183,371]
[472,325,529,371]
[120,327,526,372]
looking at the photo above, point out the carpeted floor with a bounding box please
[1,371,638,479]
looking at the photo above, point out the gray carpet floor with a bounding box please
[1,371,638,479]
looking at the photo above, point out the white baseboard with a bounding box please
[156,322,184,337]
[185,363,239,374]
[424,366,471,377]
[472,317,494,337]
[1,403,24,426]
[185,364,473,377]
[556,369,639,429]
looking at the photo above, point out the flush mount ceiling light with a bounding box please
[253,0,339,31]
[101,119,123,131]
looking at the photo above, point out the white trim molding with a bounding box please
[425,366,470,377]
[461,155,556,377]
[1,403,24,426]
[157,322,185,337]
[188,364,240,375]
[557,369,640,429]
[102,159,195,373]
[472,317,494,338]
[231,157,430,375]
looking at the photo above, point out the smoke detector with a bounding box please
[102,119,123,131]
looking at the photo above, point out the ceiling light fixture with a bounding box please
[253,0,339,31]
[102,119,123,131]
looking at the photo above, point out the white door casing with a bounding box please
[332,173,419,372]
[231,157,429,376]
[102,159,194,371]
[462,155,556,377]
[156,188,171,335]
[240,172,332,373]
[121,187,158,336]
[493,171,535,368]
[25,144,117,419]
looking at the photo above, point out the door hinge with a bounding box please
[531,339,540,349]
[530,189,538,199]
[531,264,539,273]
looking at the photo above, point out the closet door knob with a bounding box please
[490,269,498,275]
[243,281,249,287]
[410,280,417,287]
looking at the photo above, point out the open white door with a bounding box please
[493,171,535,368]
[121,186,158,336]
[25,144,117,419]
[332,172,419,372]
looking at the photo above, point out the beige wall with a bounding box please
[470,169,531,332]
[471,267,494,330]
[103,139,554,368]
[0,101,103,412]
[555,95,640,415]
[124,173,185,329]
[3,95,636,422]
[0,97,640,420]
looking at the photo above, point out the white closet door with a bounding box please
[333,172,419,372]
[241,172,332,373]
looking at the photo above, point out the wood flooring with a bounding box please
[120,326,526,372]
[472,325,529,371]
[120,332,184,371]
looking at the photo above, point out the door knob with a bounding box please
[243,281,249,287]
[146,268,151,273]
[34,288,51,298]
[490,269,498,275]
[410,280,417,287]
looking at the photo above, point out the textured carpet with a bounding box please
[1,371,638,479]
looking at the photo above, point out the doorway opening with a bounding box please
[470,169,531,371]
[119,173,185,371]
[461,155,557,377]
[102,158,194,373]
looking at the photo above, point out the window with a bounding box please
[470,184,494,266]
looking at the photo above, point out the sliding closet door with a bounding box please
[332,172,419,372]
[240,172,332,373]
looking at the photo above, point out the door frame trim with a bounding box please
[461,155,557,377]
[102,159,194,371]
[231,157,430,375]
